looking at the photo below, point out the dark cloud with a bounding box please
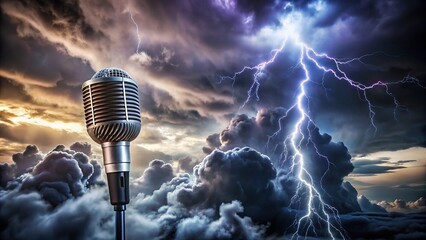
[184,147,277,210]
[352,119,426,154]
[357,195,387,213]
[0,140,424,239]
[139,83,218,127]
[235,0,285,28]
[1,146,273,239]
[0,189,116,240]
[0,77,34,103]
[131,147,284,238]
[352,157,406,175]
[68,143,105,187]
[394,160,416,165]
[204,108,360,213]
[132,0,246,50]
[0,9,93,88]
[12,144,43,177]
[203,108,290,157]
[175,200,264,240]
[0,143,103,206]
[341,212,426,240]
[130,145,424,239]
[0,163,14,188]
[1,0,424,156]
[202,133,220,154]
[87,160,104,187]
[69,142,92,156]
[132,159,174,195]
[176,156,200,173]
[218,114,265,151]
[20,148,93,205]
[308,0,381,28]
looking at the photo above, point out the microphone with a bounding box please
[81,67,141,240]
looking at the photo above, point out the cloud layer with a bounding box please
[1,140,425,239]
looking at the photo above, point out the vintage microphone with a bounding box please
[81,67,141,240]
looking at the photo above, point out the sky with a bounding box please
[0,0,425,239]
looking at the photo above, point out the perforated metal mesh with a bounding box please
[91,67,132,79]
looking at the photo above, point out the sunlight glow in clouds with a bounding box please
[0,105,84,134]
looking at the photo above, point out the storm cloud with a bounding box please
[0,0,425,239]
[204,108,361,213]
[132,159,175,195]
[1,138,425,239]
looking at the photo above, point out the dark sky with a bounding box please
[0,0,425,239]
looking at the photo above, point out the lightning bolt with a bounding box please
[127,2,141,54]
[221,24,424,240]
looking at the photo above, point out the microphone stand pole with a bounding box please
[115,204,125,240]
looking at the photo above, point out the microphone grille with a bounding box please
[91,67,132,79]
[82,68,141,143]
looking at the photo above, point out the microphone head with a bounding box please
[82,67,141,144]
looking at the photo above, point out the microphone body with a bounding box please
[82,68,141,239]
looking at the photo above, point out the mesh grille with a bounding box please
[91,67,132,79]
[82,81,141,127]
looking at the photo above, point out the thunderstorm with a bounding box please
[1,0,426,239]
[220,21,424,240]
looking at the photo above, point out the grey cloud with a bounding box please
[0,189,114,240]
[12,145,43,177]
[352,158,406,175]
[176,156,200,173]
[352,157,418,176]
[0,163,14,188]
[394,159,416,165]
[140,83,218,127]
[0,146,272,239]
[1,0,105,45]
[175,200,265,240]
[0,10,93,87]
[20,150,93,206]
[0,143,104,206]
[341,212,426,240]
[0,141,424,239]
[357,195,387,213]
[70,142,92,156]
[87,160,104,187]
[131,147,281,238]
[132,159,174,195]
[377,197,426,213]
[204,108,360,213]
[0,77,34,103]
[353,165,404,175]
[202,133,220,154]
